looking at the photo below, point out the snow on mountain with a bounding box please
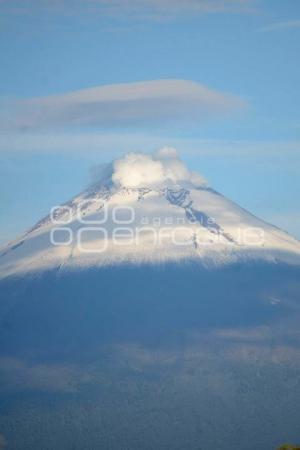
[1,148,300,279]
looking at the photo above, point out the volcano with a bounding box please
[0,150,300,450]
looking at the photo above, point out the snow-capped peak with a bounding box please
[1,150,300,279]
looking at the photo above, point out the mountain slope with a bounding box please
[1,181,299,279]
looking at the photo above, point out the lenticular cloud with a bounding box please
[111,148,207,188]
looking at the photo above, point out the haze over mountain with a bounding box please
[0,149,300,450]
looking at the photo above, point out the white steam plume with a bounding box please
[110,147,207,188]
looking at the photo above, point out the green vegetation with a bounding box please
[277,445,300,450]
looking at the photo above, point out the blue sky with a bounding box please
[0,0,299,243]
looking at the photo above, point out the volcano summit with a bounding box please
[1,148,299,279]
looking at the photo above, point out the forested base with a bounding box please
[0,262,300,449]
[1,354,300,450]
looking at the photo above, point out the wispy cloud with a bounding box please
[1,79,246,132]
[1,130,299,160]
[0,0,256,20]
[92,0,256,19]
[259,19,300,32]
